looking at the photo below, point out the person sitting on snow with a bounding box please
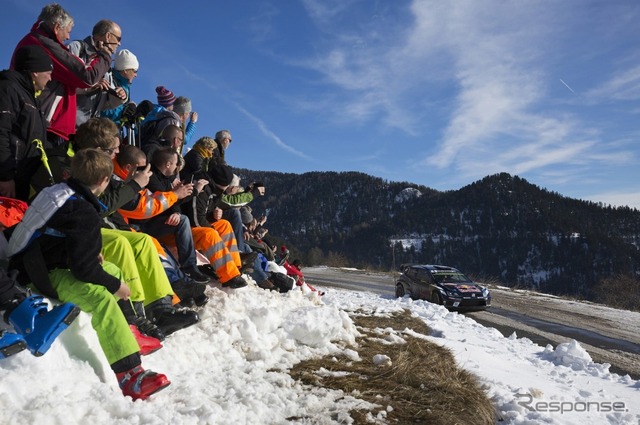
[0,196,80,359]
[126,148,249,289]
[7,149,170,400]
[282,258,324,296]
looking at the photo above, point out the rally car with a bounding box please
[395,264,491,311]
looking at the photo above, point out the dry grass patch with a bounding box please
[289,309,495,424]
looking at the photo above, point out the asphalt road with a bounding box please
[304,267,640,380]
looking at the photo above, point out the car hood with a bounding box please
[440,283,484,293]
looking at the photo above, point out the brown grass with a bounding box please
[289,310,495,424]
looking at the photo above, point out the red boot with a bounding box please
[130,325,162,356]
[116,366,170,400]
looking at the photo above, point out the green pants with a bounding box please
[100,228,173,306]
[49,261,139,365]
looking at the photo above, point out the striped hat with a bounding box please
[156,86,176,107]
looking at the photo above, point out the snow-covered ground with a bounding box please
[1,271,638,425]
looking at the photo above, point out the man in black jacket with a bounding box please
[0,45,52,201]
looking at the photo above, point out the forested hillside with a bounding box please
[235,169,640,302]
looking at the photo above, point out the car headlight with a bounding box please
[443,289,459,297]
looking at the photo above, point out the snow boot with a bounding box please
[0,330,27,359]
[221,275,248,289]
[131,301,166,341]
[172,280,209,308]
[116,365,170,400]
[129,325,162,356]
[8,295,80,356]
[146,296,199,336]
[257,279,278,292]
[119,300,166,342]
[197,264,218,280]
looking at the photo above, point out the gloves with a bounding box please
[121,102,137,121]
[135,100,154,119]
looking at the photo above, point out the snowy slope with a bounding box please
[0,278,638,424]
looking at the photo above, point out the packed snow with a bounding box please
[1,267,638,424]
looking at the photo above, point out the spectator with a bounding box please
[0,45,53,201]
[75,118,201,337]
[180,136,217,184]
[129,148,249,289]
[126,147,210,285]
[1,196,80,358]
[100,49,139,128]
[212,129,232,165]
[138,86,181,146]
[172,96,198,149]
[11,4,114,148]
[112,144,209,308]
[141,124,183,162]
[8,149,170,400]
[68,19,127,126]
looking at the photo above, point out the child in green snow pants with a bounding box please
[49,261,139,365]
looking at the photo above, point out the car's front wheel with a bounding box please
[431,291,443,305]
[395,284,405,297]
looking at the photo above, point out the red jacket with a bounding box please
[11,22,111,140]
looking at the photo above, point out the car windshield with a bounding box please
[431,272,472,284]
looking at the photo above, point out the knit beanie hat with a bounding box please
[173,96,192,114]
[14,45,53,73]
[240,206,254,225]
[156,86,176,107]
[208,163,234,186]
[114,49,139,71]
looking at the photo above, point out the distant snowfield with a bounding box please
[0,273,638,425]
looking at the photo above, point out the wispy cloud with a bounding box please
[585,65,640,101]
[179,66,311,159]
[293,0,639,189]
[233,103,314,160]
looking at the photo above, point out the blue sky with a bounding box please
[2,0,640,208]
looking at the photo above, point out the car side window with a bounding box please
[416,269,430,285]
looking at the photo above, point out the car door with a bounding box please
[415,269,432,299]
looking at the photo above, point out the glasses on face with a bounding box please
[108,32,122,43]
[225,138,232,143]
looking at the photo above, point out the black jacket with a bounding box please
[0,69,47,182]
[12,179,121,297]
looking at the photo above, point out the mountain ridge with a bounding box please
[233,168,640,303]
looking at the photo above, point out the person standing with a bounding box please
[68,19,127,127]
[11,4,114,148]
[0,45,53,201]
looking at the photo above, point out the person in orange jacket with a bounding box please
[117,146,248,289]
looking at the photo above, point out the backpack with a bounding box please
[7,184,75,257]
[139,110,181,146]
[5,184,75,300]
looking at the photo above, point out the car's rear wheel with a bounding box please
[431,291,443,305]
[395,284,405,297]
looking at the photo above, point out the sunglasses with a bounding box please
[108,32,122,42]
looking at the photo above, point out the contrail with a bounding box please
[559,78,575,94]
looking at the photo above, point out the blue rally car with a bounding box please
[395,264,491,311]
